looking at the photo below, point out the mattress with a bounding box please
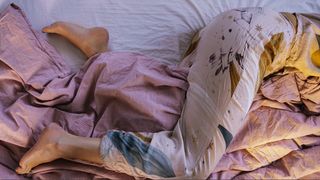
[1,0,320,71]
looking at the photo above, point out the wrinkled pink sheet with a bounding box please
[0,49,188,179]
[0,5,190,179]
[210,73,320,179]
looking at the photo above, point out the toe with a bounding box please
[42,22,62,33]
[16,164,32,174]
[42,27,49,33]
[42,25,54,33]
[16,155,31,174]
[15,166,27,174]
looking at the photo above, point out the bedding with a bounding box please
[1,0,320,70]
[0,4,188,179]
[207,13,320,179]
[209,72,320,179]
[283,13,320,77]
[0,1,319,180]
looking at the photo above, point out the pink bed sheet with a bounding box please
[0,51,188,179]
[0,4,189,179]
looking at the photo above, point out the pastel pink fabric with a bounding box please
[0,5,188,179]
[210,73,320,179]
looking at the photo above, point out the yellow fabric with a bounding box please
[311,49,320,67]
[284,14,320,77]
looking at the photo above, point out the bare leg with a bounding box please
[43,21,109,58]
[16,22,109,175]
[16,123,103,174]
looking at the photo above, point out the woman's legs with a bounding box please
[43,22,109,58]
[16,21,111,174]
[16,123,103,174]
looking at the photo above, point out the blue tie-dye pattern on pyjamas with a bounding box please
[107,131,176,177]
[218,124,233,148]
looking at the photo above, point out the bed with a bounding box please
[0,0,319,179]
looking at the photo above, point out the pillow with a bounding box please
[178,8,295,177]
[0,4,70,91]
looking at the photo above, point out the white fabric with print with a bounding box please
[99,8,296,179]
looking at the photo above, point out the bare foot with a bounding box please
[16,123,68,174]
[42,21,109,58]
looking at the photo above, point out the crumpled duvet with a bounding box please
[209,72,320,179]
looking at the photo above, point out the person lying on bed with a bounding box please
[15,8,299,179]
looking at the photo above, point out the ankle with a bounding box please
[56,133,76,159]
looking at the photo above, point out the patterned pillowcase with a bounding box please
[178,8,295,177]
